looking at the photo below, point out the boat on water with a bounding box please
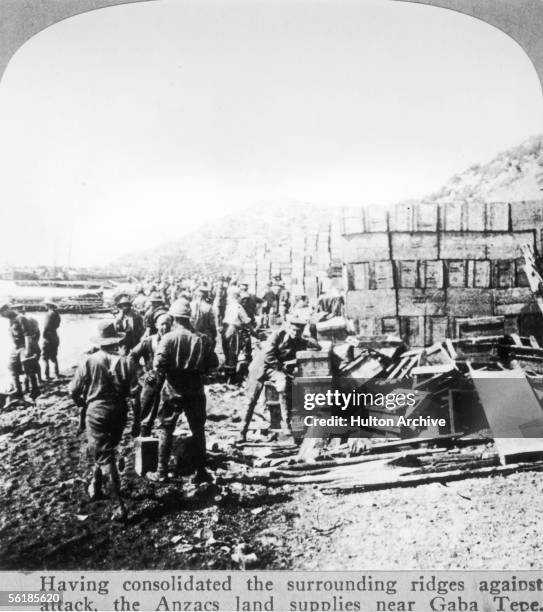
[14,279,114,290]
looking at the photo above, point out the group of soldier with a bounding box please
[0,299,61,403]
[1,275,344,521]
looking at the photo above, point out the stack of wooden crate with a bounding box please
[343,199,543,346]
[240,220,344,298]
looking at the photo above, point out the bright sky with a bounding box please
[0,0,541,267]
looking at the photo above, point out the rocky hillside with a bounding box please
[429,134,543,203]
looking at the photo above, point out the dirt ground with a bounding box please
[1,374,543,571]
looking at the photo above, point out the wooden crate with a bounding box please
[455,316,505,338]
[400,316,425,347]
[425,316,449,344]
[296,350,332,377]
[447,288,493,316]
[486,231,536,259]
[397,288,446,316]
[440,232,487,259]
[340,207,365,235]
[342,232,390,263]
[346,289,397,319]
[381,316,401,336]
[491,260,515,288]
[391,232,438,260]
[515,257,530,287]
[397,260,419,288]
[372,261,395,289]
[463,200,486,231]
[414,202,438,232]
[390,202,415,231]
[356,317,382,336]
[440,201,463,231]
[510,200,543,230]
[486,202,510,231]
[364,206,389,232]
[467,260,491,288]
[492,288,539,315]
[348,263,370,290]
[421,260,444,288]
[446,260,467,288]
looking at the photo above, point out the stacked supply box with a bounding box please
[342,200,543,346]
[240,220,344,299]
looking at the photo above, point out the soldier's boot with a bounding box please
[146,428,174,483]
[87,465,103,500]
[44,360,51,381]
[101,462,127,522]
[278,393,293,440]
[53,359,60,378]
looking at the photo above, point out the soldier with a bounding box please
[69,321,138,521]
[130,312,173,436]
[140,298,218,484]
[191,285,217,345]
[114,295,144,355]
[143,292,168,336]
[0,302,40,401]
[240,314,320,442]
[42,298,61,380]
[221,288,253,380]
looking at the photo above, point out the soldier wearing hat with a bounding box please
[130,312,173,436]
[114,294,144,355]
[140,298,218,484]
[42,298,61,380]
[143,292,167,337]
[69,320,138,521]
[240,313,320,442]
[191,285,217,346]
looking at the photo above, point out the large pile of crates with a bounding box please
[342,200,543,346]
[240,222,344,300]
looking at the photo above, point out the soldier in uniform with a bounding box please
[69,321,138,521]
[140,298,218,484]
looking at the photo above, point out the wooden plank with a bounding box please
[321,461,543,494]
[397,288,446,316]
[342,232,390,262]
[469,369,543,464]
[447,288,493,316]
[391,232,438,260]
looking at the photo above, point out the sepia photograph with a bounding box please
[1,0,543,583]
